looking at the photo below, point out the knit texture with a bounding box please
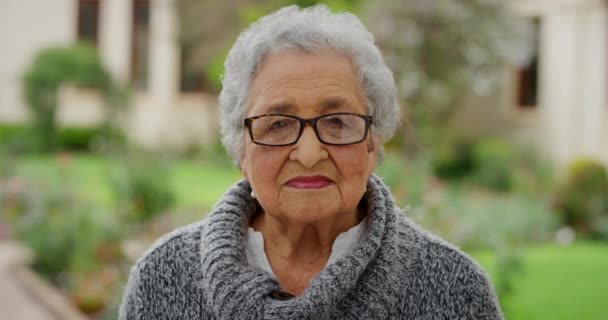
[119,174,503,319]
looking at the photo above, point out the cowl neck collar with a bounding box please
[199,174,401,319]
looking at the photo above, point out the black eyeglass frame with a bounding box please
[243,112,373,146]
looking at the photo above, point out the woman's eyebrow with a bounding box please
[320,97,348,111]
[266,103,295,114]
[264,97,349,114]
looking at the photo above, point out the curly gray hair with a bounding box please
[219,4,400,166]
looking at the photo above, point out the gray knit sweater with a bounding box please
[119,174,503,319]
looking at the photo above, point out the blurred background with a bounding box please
[0,0,607,319]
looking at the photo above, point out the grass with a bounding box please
[472,242,608,320]
[170,159,241,209]
[10,153,241,211]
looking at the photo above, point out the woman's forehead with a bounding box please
[246,51,366,116]
[261,96,361,114]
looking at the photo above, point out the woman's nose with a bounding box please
[288,125,329,168]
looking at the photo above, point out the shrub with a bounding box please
[23,44,110,151]
[509,146,555,195]
[431,138,476,181]
[376,152,431,207]
[554,159,608,235]
[10,182,124,315]
[410,188,560,251]
[110,154,175,223]
[22,43,126,152]
[0,123,27,141]
[471,139,516,192]
[57,127,103,151]
[12,182,119,279]
[0,123,40,154]
[0,178,27,226]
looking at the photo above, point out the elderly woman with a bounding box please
[119,5,502,320]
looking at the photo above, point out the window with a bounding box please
[131,0,150,90]
[77,0,100,46]
[516,17,540,108]
[179,47,208,92]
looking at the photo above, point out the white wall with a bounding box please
[127,93,219,152]
[540,1,608,168]
[0,0,76,123]
[511,0,608,170]
[99,0,133,83]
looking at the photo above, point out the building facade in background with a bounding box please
[0,0,216,151]
[507,0,608,170]
[0,0,606,168]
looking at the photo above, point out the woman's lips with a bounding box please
[286,175,332,189]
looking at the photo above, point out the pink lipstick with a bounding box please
[286,175,332,189]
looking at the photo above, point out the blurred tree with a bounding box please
[364,0,533,153]
[22,43,127,152]
[175,0,251,91]
[176,0,363,91]
[554,159,608,237]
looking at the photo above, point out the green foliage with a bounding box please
[290,0,361,11]
[0,122,126,155]
[178,0,365,92]
[110,153,176,223]
[366,0,532,149]
[57,127,103,151]
[3,171,123,314]
[11,182,119,278]
[409,184,559,310]
[410,187,559,251]
[0,123,27,141]
[205,48,229,92]
[509,146,554,195]
[192,134,235,166]
[22,43,124,152]
[430,137,549,194]
[11,153,240,211]
[471,139,516,191]
[431,138,475,181]
[0,123,38,154]
[554,159,608,236]
[492,245,524,311]
[376,152,430,206]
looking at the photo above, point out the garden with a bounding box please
[2,138,607,319]
[1,1,607,319]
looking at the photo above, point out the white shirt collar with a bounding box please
[245,218,369,277]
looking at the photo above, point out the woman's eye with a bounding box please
[269,120,288,130]
[326,117,345,127]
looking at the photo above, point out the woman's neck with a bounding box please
[249,202,366,294]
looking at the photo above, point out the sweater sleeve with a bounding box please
[399,238,504,320]
[118,262,147,320]
[455,260,504,320]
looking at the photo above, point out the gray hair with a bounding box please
[219,4,400,166]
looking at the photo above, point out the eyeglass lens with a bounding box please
[250,114,367,145]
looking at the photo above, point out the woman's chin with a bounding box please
[279,203,346,224]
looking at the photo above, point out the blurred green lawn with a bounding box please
[11,154,608,320]
[474,242,608,320]
[13,153,241,211]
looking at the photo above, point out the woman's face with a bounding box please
[241,50,377,224]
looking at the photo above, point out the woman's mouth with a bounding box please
[286,175,333,189]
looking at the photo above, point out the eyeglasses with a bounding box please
[243,112,373,146]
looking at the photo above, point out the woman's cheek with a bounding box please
[252,148,287,197]
[330,148,369,206]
